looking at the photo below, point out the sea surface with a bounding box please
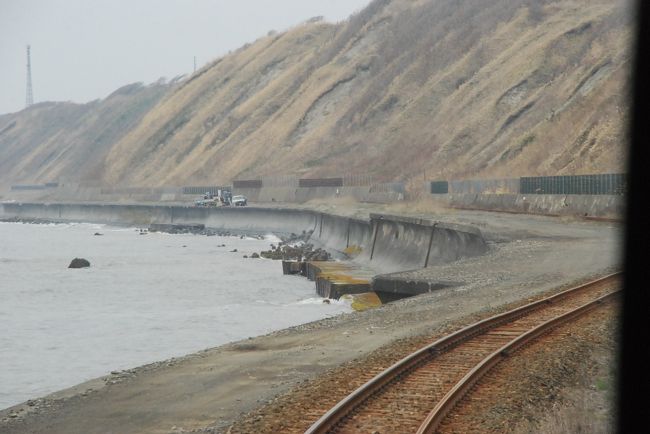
[0,222,351,410]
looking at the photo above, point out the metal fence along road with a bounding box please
[430,173,626,195]
[519,174,626,195]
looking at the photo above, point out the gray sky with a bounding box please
[0,0,372,115]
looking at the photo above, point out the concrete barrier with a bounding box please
[445,193,624,220]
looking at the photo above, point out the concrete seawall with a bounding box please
[0,203,489,295]
[359,214,488,274]
[0,203,319,235]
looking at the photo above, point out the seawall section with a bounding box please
[0,203,489,296]
[358,214,488,274]
[0,203,319,235]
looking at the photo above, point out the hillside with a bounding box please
[0,82,170,187]
[0,0,633,191]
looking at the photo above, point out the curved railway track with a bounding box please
[305,272,621,434]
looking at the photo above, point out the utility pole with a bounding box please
[26,45,34,107]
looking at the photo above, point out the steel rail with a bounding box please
[304,272,620,434]
[416,290,618,433]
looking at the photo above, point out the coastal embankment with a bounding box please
[0,202,489,300]
[0,201,621,434]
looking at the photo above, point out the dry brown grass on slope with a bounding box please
[7,0,631,189]
[90,0,634,187]
[102,23,338,186]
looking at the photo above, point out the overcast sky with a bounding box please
[0,0,372,115]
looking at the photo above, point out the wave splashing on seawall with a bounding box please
[0,222,351,410]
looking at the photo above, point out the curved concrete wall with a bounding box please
[317,213,354,251]
[362,218,432,272]
[171,207,318,234]
[348,219,373,252]
[354,215,489,273]
[0,203,488,274]
[427,223,488,265]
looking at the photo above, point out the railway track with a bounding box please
[305,273,621,434]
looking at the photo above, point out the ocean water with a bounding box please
[0,222,351,410]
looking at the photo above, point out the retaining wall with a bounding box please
[445,193,624,219]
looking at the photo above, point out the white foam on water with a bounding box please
[263,233,283,243]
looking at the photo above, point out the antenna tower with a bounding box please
[26,45,34,107]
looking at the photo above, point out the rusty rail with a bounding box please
[304,272,621,434]
[416,290,618,433]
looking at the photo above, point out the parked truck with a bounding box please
[194,190,232,207]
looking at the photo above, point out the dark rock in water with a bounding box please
[251,252,260,258]
[323,299,331,304]
[69,258,90,269]
[230,249,238,253]
[94,232,103,236]
[243,255,248,258]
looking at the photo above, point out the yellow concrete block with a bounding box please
[343,245,362,258]
[341,292,382,311]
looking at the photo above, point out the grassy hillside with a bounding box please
[1,0,633,190]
